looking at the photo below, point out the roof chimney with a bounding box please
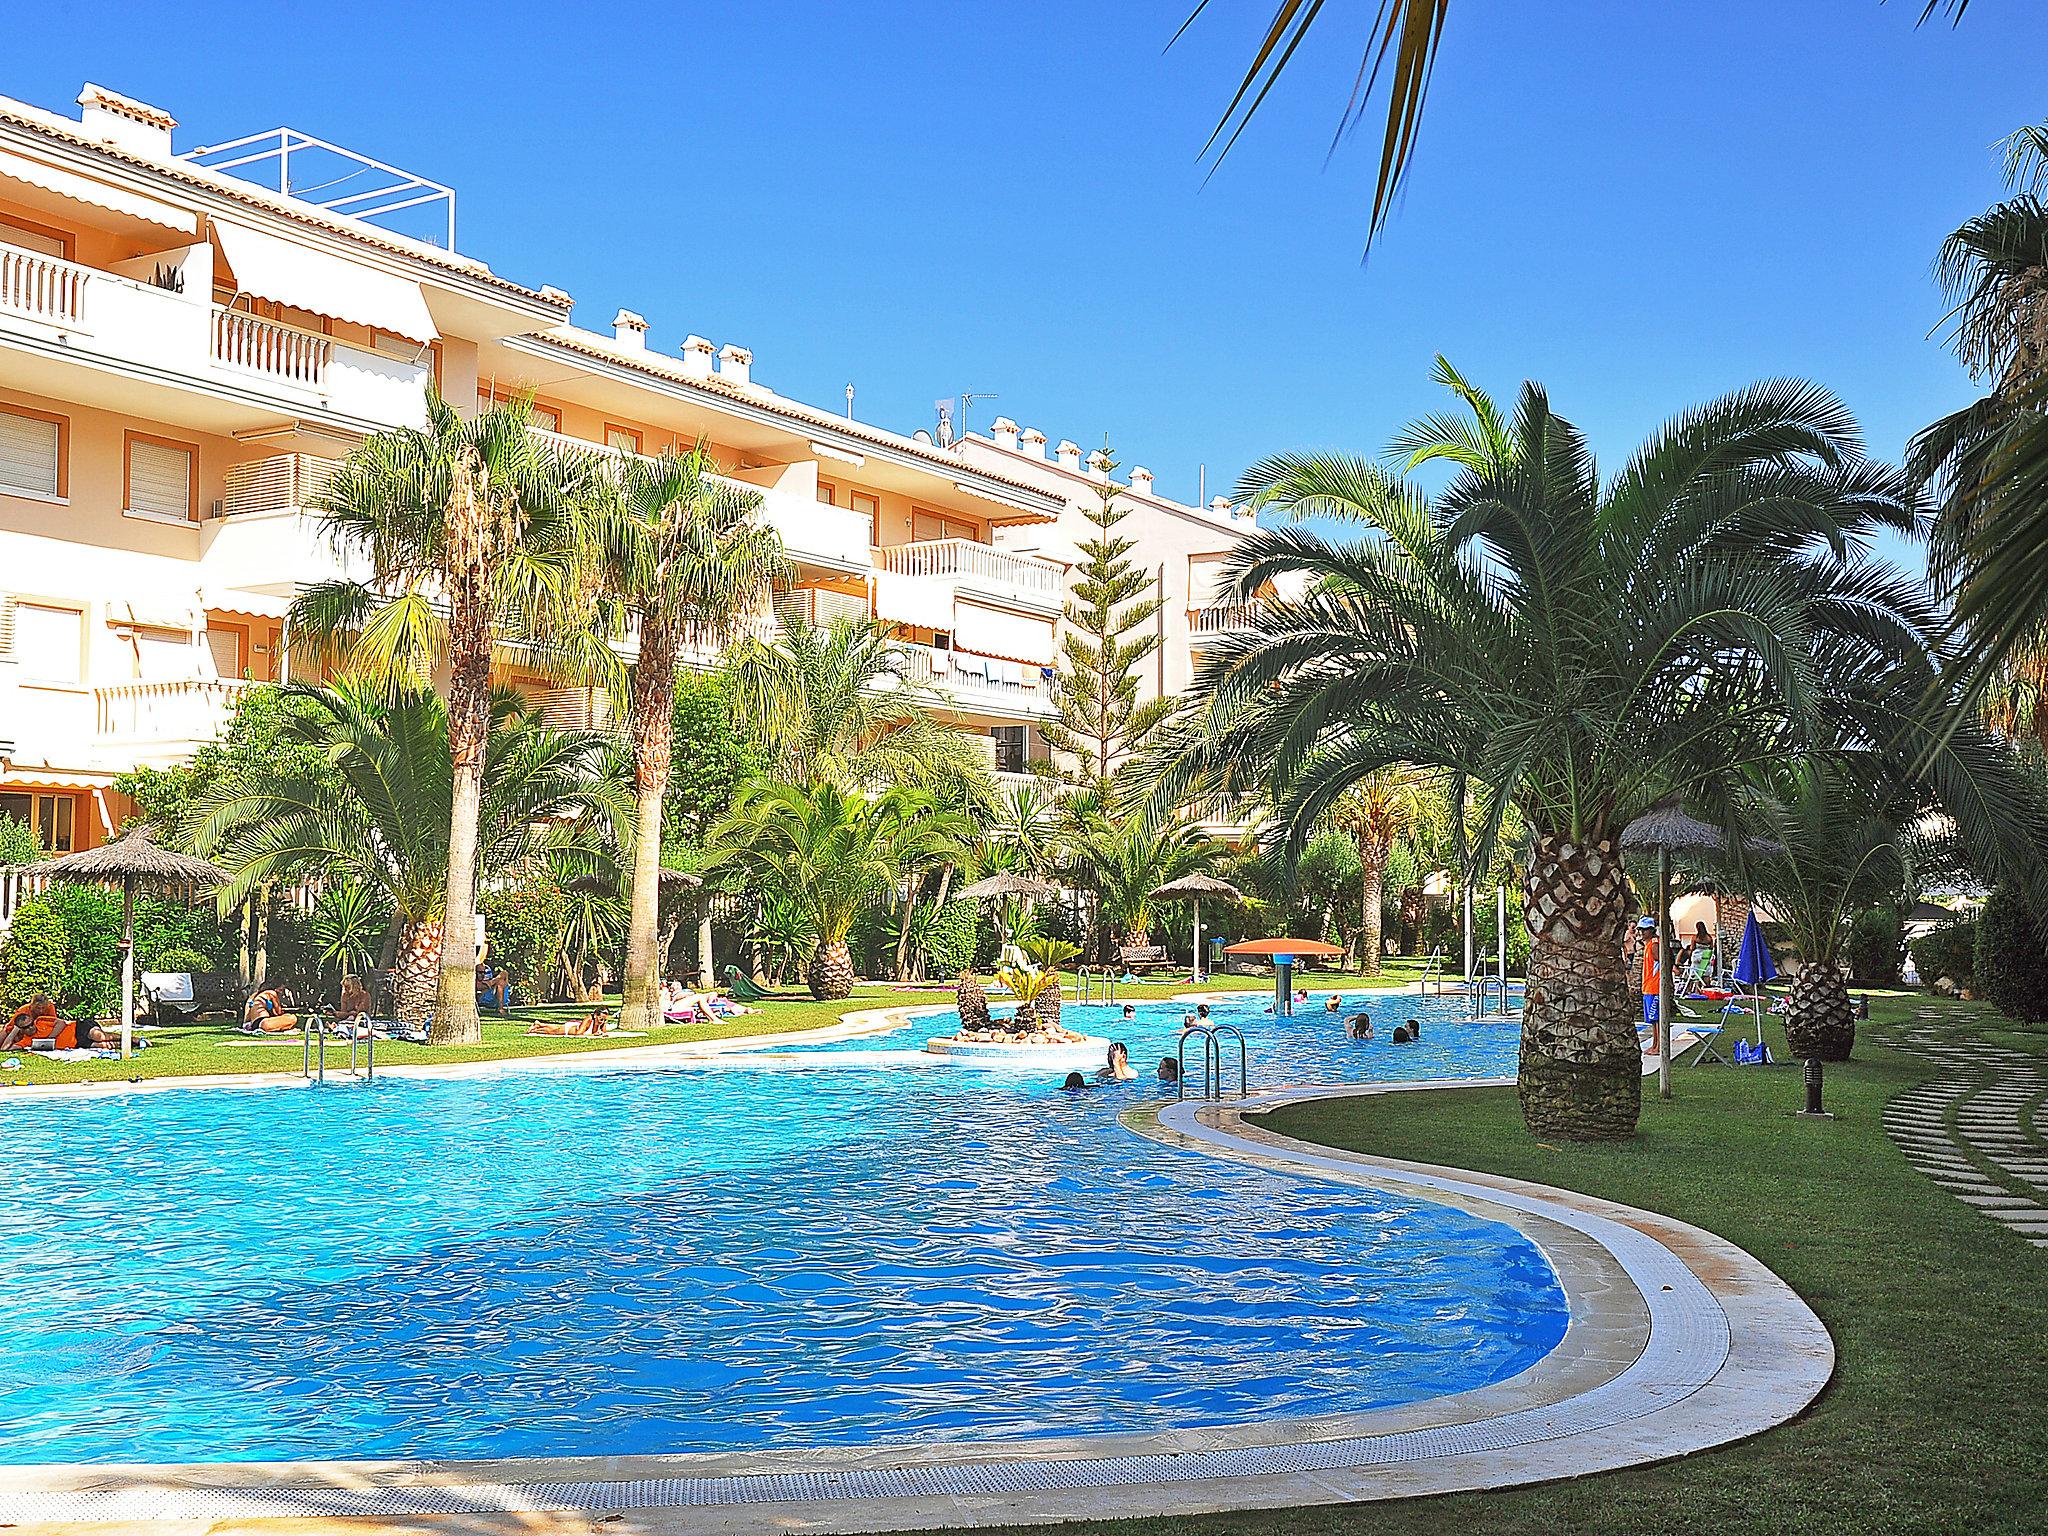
[718,344,752,387]
[76,84,175,158]
[611,309,647,350]
[1055,440,1082,472]
[1019,427,1048,460]
[680,335,716,380]
[990,417,1019,452]
[1128,466,1155,498]
[1086,449,1113,482]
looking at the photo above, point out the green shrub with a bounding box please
[0,903,68,1008]
[1974,886,2048,1022]
[479,873,568,991]
[0,816,41,868]
[1845,906,1905,984]
[149,946,214,974]
[1909,919,1976,988]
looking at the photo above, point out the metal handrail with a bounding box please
[1175,1023,1248,1101]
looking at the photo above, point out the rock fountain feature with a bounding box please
[925,968,1111,1071]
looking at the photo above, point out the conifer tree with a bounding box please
[1042,450,1172,795]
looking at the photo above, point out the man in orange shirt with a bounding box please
[1638,915,1661,1029]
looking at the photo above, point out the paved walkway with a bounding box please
[1881,1017,2048,1249]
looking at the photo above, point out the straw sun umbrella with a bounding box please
[27,825,225,1060]
[1149,872,1245,981]
[952,871,1059,959]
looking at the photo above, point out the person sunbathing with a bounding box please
[334,974,373,1019]
[241,988,301,1033]
[526,1006,612,1037]
[1,995,58,1049]
[475,963,512,1014]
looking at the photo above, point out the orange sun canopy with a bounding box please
[1221,938,1345,958]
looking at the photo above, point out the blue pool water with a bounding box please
[0,990,1561,1466]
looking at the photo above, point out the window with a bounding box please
[0,406,64,500]
[476,386,560,432]
[14,601,82,683]
[848,490,880,540]
[990,725,1027,775]
[130,625,194,680]
[911,508,976,543]
[816,479,838,506]
[125,434,196,521]
[206,624,248,680]
[604,424,642,455]
[0,214,71,260]
[0,791,77,854]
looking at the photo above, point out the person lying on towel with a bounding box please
[241,987,301,1033]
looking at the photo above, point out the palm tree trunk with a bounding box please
[435,480,492,1048]
[1518,830,1641,1140]
[809,939,855,1000]
[393,919,442,1027]
[893,870,924,980]
[696,904,716,991]
[1360,865,1386,977]
[620,629,677,1033]
[1784,958,1856,1062]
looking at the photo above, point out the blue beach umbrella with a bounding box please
[1730,912,1778,1042]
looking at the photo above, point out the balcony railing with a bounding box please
[1191,603,1258,636]
[217,453,340,518]
[94,677,250,745]
[876,540,1063,606]
[0,246,88,330]
[212,306,331,388]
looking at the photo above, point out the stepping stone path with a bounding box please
[1883,1021,2048,1250]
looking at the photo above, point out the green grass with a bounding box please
[0,985,955,1089]
[936,993,2048,1536]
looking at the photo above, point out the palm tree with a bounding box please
[1910,120,2048,715]
[194,682,627,1028]
[1331,769,1423,974]
[589,446,786,1032]
[710,780,912,1000]
[1154,365,2020,1140]
[726,615,993,796]
[1068,812,1225,951]
[883,788,977,981]
[292,393,601,1044]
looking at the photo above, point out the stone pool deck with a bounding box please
[0,1071,1832,1535]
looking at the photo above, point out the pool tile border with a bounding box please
[0,1073,1831,1534]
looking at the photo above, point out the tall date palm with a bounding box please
[292,394,599,1044]
[1155,366,1969,1140]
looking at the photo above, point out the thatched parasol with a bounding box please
[1150,873,1245,981]
[953,871,1060,961]
[28,825,224,1059]
[562,868,703,897]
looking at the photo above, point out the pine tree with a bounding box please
[1042,450,1173,795]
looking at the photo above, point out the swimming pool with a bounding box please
[0,992,1561,1467]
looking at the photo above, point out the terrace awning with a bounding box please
[212,218,438,341]
[0,147,196,233]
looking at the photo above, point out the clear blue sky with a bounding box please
[9,2,2042,529]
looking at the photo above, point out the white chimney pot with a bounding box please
[1019,427,1048,459]
[1055,440,1082,471]
[612,309,648,350]
[718,344,753,386]
[681,335,716,380]
[76,84,175,158]
[990,417,1019,452]
[1128,466,1155,496]
[1085,449,1112,482]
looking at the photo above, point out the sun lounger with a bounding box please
[722,965,794,1003]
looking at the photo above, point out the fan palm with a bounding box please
[194,682,628,1032]
[726,615,994,798]
[1154,364,2034,1140]
[710,781,913,1000]
[291,393,603,1043]
[588,446,786,1031]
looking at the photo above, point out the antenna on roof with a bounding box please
[959,390,998,440]
[845,384,855,421]
[933,399,955,448]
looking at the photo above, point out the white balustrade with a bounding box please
[1191,603,1258,636]
[94,678,249,744]
[211,306,330,387]
[0,246,88,329]
[876,540,1063,604]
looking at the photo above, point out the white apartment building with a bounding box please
[0,82,1248,855]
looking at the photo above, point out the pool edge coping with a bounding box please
[0,1072,1833,1533]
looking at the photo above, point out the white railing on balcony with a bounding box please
[211,306,330,388]
[94,677,251,744]
[0,246,88,330]
[1191,603,1258,636]
[217,453,340,519]
[773,586,871,629]
[897,642,1052,716]
[876,540,1063,605]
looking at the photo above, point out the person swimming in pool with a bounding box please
[1325,994,1343,1013]
[1102,1041,1138,1082]
[1181,1012,1199,1033]
[1195,1003,1211,1022]
[1346,1013,1374,1041]
[1391,1023,1414,1044]
[1060,1071,1088,1091]
[1158,1057,1181,1084]
[1121,1003,1137,1021]
[1406,1018,1423,1040]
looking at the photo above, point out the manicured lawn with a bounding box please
[0,985,955,1089]
[941,992,2048,1536]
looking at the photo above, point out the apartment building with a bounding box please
[0,82,1245,853]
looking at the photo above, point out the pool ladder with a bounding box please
[1418,946,1448,998]
[1077,967,1120,1005]
[302,1016,376,1084]
[1176,1024,1247,1101]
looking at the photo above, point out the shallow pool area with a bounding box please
[0,991,1565,1468]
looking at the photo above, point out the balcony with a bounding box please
[744,483,873,574]
[0,248,428,429]
[898,642,1054,720]
[875,539,1063,613]
[1191,603,1259,637]
[94,678,250,759]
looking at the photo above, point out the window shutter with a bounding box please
[0,411,59,499]
[128,440,193,519]
[0,595,16,662]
